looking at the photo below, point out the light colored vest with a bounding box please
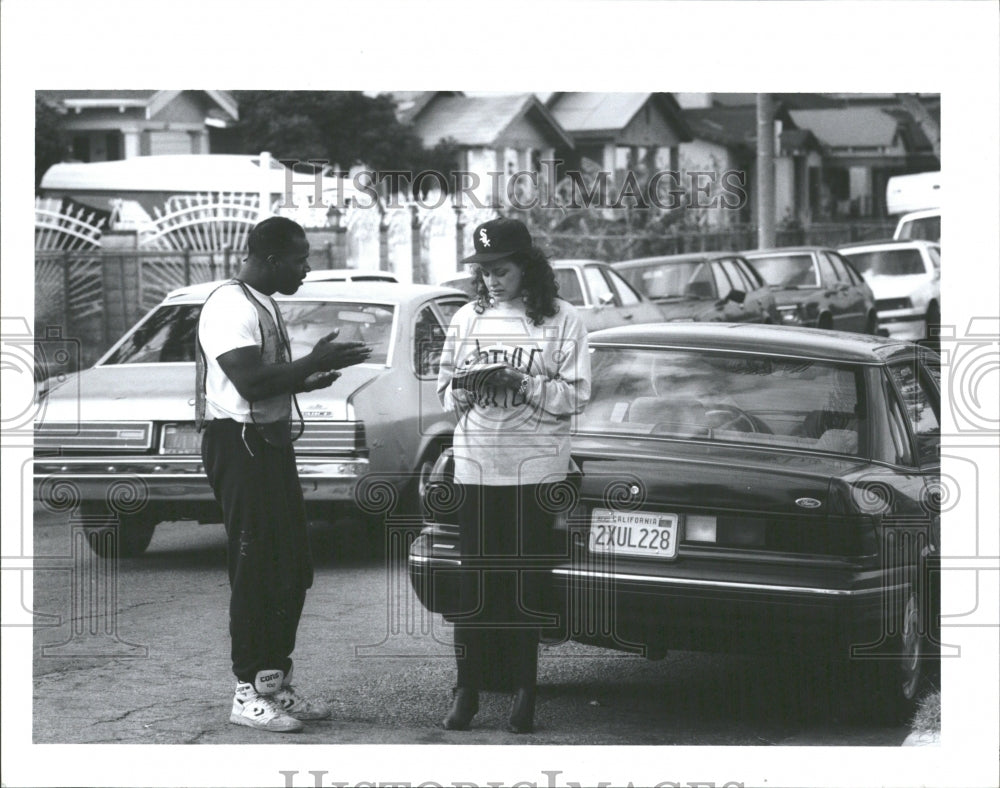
[196,280,302,446]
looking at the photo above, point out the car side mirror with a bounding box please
[718,289,746,306]
[597,292,615,308]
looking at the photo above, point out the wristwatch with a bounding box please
[517,374,531,397]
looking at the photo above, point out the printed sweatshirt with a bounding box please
[437,298,591,486]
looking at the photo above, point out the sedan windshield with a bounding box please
[747,254,818,288]
[618,262,715,300]
[843,249,925,277]
[576,346,864,455]
[103,301,395,365]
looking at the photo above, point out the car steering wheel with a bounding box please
[705,405,771,434]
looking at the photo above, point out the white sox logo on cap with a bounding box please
[479,227,490,247]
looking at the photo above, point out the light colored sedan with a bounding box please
[33,280,469,556]
[838,240,941,342]
[439,259,664,332]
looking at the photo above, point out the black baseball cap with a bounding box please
[461,218,533,265]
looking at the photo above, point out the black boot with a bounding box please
[442,687,479,730]
[507,687,536,734]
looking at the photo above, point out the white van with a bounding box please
[886,171,940,215]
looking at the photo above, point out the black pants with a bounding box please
[202,419,313,683]
[452,483,556,692]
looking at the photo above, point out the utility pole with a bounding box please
[756,94,776,249]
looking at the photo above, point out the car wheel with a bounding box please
[857,586,926,723]
[409,440,450,519]
[83,513,157,558]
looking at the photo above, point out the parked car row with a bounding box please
[443,240,938,343]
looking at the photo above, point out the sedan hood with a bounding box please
[39,362,385,423]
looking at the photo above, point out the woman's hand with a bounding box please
[485,365,529,394]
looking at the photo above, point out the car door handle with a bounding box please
[623,313,634,320]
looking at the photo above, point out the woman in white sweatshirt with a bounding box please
[436,217,592,733]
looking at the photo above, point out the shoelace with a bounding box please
[278,685,309,709]
[253,693,291,718]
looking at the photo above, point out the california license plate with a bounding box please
[589,508,679,559]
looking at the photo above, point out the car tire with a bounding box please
[413,440,450,517]
[82,513,157,558]
[852,586,927,724]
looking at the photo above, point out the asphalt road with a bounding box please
[30,508,911,747]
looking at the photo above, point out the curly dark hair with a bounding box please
[470,247,561,326]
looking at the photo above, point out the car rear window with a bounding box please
[896,215,940,242]
[842,248,925,277]
[576,346,864,455]
[103,301,395,365]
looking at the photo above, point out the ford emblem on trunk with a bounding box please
[795,497,822,509]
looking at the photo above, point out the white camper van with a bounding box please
[885,171,940,242]
[39,152,360,227]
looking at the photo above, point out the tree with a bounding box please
[35,96,67,189]
[230,91,455,191]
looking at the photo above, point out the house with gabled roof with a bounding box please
[37,90,238,162]
[406,92,574,204]
[788,106,939,217]
[680,103,822,226]
[544,92,692,179]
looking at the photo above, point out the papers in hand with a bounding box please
[451,362,509,392]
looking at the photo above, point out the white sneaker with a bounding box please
[230,681,304,733]
[275,674,332,721]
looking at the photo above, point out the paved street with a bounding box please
[30,507,909,746]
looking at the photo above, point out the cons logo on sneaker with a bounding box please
[255,670,284,692]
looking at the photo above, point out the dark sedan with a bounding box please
[410,324,941,720]
[612,253,781,324]
[742,247,878,333]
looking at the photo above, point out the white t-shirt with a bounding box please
[198,282,279,422]
[437,298,591,486]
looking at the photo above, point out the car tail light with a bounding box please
[681,514,877,557]
[876,297,913,311]
[777,305,802,325]
[685,514,717,542]
[160,423,202,454]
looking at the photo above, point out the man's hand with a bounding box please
[301,370,341,392]
[309,328,373,371]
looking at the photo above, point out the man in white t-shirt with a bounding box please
[197,216,371,733]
